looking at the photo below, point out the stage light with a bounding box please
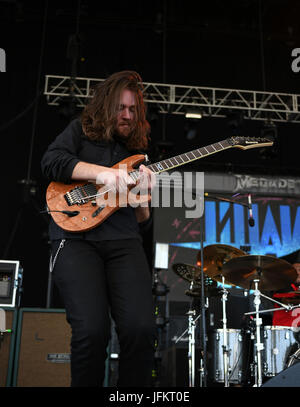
[184,108,202,140]
[185,108,203,119]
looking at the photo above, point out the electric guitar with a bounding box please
[45,136,273,232]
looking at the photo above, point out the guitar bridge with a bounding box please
[64,183,98,206]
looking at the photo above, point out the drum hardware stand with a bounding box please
[174,282,198,387]
[245,297,298,316]
[220,275,230,387]
[188,306,196,387]
[240,271,264,386]
[244,276,298,387]
[251,278,264,387]
[175,280,205,387]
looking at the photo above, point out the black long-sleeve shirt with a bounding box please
[41,118,148,241]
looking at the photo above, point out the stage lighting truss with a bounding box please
[44,74,300,123]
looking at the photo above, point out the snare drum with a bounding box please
[262,326,300,377]
[208,329,246,384]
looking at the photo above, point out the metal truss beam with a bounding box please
[44,74,300,123]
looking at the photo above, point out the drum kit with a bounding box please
[172,244,300,387]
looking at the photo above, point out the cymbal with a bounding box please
[197,244,247,285]
[172,263,219,296]
[172,263,201,283]
[222,255,297,291]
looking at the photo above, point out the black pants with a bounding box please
[51,238,156,387]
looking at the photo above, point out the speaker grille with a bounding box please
[14,309,71,387]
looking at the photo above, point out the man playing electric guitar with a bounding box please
[41,71,156,387]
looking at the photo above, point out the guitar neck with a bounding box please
[147,139,232,174]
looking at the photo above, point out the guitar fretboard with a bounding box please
[147,139,231,174]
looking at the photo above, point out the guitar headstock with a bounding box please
[228,136,274,150]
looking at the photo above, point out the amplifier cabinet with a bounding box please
[12,308,71,387]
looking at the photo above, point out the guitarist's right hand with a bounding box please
[96,168,135,193]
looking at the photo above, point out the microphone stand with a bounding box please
[185,189,207,386]
[204,192,250,212]
[198,213,207,387]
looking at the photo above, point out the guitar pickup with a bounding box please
[92,205,105,218]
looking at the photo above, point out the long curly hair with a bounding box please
[81,71,150,151]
